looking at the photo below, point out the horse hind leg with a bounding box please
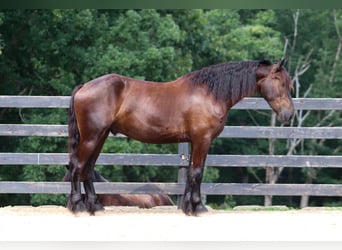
[68,156,87,213]
[82,130,110,214]
[63,165,85,212]
[83,143,108,214]
[69,130,109,214]
[83,174,104,215]
[83,170,109,212]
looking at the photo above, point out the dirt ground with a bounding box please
[0,205,341,241]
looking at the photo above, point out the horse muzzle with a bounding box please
[277,108,294,124]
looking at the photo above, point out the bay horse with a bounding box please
[63,168,174,208]
[67,59,294,216]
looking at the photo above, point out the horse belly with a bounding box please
[125,124,188,144]
[114,113,189,144]
[112,82,192,143]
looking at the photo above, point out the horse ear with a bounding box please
[271,58,286,73]
[277,58,286,71]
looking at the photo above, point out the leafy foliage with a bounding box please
[0,10,341,208]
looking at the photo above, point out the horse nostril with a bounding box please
[289,112,294,121]
[287,109,295,121]
[278,109,294,124]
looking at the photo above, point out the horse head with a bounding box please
[256,58,295,124]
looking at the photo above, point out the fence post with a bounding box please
[177,142,189,209]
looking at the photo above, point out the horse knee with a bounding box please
[70,162,90,182]
[191,194,201,204]
[68,158,82,179]
[188,167,203,186]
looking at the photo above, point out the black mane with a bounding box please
[187,60,272,103]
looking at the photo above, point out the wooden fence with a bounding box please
[0,96,342,200]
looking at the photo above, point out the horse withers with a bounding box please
[67,59,294,216]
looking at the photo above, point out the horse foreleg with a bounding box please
[182,140,210,216]
[182,167,207,216]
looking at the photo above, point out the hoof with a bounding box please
[67,196,87,214]
[181,199,208,216]
[85,196,104,215]
[193,203,208,216]
[87,202,104,215]
[181,193,193,216]
[68,200,87,213]
[182,204,192,216]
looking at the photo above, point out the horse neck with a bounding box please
[226,81,258,109]
[225,63,274,108]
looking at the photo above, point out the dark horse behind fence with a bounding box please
[67,58,294,216]
[63,168,174,208]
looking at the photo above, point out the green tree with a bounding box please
[0,9,192,205]
[1,9,341,208]
[0,12,3,55]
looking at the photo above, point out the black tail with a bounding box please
[68,85,83,159]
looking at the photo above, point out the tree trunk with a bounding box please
[300,169,315,208]
[300,195,310,209]
[264,112,277,206]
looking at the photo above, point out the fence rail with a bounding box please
[0,182,340,196]
[2,124,342,139]
[1,96,342,110]
[1,153,342,168]
[1,96,342,198]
